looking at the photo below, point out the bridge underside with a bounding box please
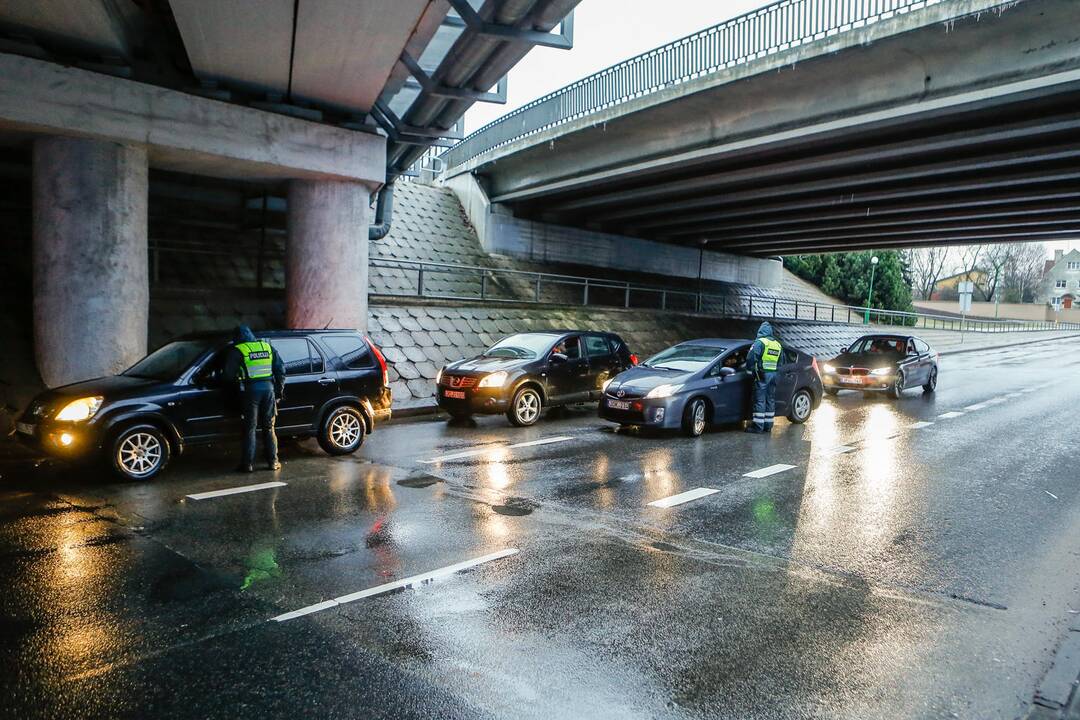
[460,0,1080,256]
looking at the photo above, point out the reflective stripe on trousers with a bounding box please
[751,373,777,429]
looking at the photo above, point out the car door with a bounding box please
[903,339,927,385]
[177,347,242,443]
[705,347,751,422]
[773,349,801,417]
[274,337,337,431]
[583,334,620,399]
[545,335,589,403]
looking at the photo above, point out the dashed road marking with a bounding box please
[818,445,855,456]
[1005,392,1022,399]
[648,487,720,508]
[985,397,1007,405]
[908,421,934,430]
[744,464,797,479]
[186,481,287,501]
[507,436,574,449]
[272,549,519,622]
[937,411,964,419]
[964,403,988,412]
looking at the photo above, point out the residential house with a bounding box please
[1038,248,1080,310]
[930,270,988,301]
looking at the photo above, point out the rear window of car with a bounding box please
[915,339,931,354]
[584,334,613,358]
[322,334,372,369]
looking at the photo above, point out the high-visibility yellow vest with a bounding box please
[236,340,274,380]
[759,338,782,372]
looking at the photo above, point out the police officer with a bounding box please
[224,325,285,472]
[745,321,783,434]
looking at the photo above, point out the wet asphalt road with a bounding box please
[2,338,1080,719]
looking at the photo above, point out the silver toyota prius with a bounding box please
[598,338,823,436]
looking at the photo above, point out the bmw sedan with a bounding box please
[821,334,939,399]
[599,338,823,436]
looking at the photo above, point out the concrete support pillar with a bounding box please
[32,137,148,387]
[286,180,370,332]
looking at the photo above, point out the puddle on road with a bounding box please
[492,496,540,516]
[397,473,444,489]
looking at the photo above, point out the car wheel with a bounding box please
[507,387,542,427]
[788,389,814,424]
[825,388,839,397]
[889,372,905,399]
[318,405,366,455]
[923,367,938,394]
[111,424,170,481]
[682,398,707,437]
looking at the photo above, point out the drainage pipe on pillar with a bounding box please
[369,183,395,241]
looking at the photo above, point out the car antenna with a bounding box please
[323,318,334,330]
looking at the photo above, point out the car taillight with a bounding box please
[630,354,639,366]
[811,357,821,376]
[365,336,389,386]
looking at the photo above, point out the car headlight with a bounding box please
[602,378,614,393]
[870,367,893,376]
[478,371,509,388]
[55,396,103,422]
[645,383,683,399]
[822,363,836,374]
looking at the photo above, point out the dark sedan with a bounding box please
[436,331,636,426]
[599,338,823,436]
[821,334,939,398]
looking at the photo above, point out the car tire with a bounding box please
[923,367,938,394]
[110,424,170,481]
[889,372,905,400]
[507,386,542,427]
[788,389,814,424]
[825,388,839,397]
[682,398,708,437]
[318,405,366,455]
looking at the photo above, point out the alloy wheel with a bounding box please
[692,401,706,435]
[516,391,540,424]
[118,432,162,478]
[792,391,812,422]
[329,410,362,449]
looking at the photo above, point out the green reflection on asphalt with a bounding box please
[241,548,281,590]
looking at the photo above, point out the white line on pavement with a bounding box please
[1005,392,1023,399]
[185,481,287,501]
[937,411,965,419]
[272,549,520,622]
[985,397,1008,405]
[744,464,797,479]
[818,445,855,456]
[647,487,720,508]
[507,436,574,449]
[908,421,935,430]
[963,403,988,412]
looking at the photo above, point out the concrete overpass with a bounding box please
[0,0,577,387]
[440,0,1080,258]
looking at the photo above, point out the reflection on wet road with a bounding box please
[2,338,1080,718]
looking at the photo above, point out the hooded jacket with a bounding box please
[746,322,780,377]
[224,325,286,396]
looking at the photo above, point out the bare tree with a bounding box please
[1001,242,1047,302]
[980,244,1014,300]
[904,247,951,300]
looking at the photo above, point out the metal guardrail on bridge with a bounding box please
[440,0,949,171]
[370,258,1080,333]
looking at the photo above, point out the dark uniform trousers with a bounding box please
[242,380,278,467]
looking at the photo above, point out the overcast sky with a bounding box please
[462,0,1077,258]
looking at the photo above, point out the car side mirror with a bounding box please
[839,346,848,353]
[718,367,736,379]
[549,353,568,364]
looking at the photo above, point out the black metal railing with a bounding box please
[369,258,1080,333]
[440,0,951,170]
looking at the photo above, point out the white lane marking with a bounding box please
[507,436,573,449]
[1005,392,1023,399]
[744,464,797,479]
[937,411,964,419]
[272,549,519,622]
[908,421,934,430]
[964,403,988,412]
[420,446,506,464]
[818,445,855,456]
[1045,490,1059,500]
[647,487,720,508]
[186,481,287,500]
[985,397,1008,405]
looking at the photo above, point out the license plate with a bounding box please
[16,422,35,435]
[607,399,631,410]
[839,377,862,385]
[444,390,466,400]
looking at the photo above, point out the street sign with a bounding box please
[958,281,973,313]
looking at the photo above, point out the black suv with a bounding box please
[15,330,392,480]
[436,331,637,426]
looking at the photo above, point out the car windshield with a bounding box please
[123,339,215,380]
[848,337,906,354]
[484,333,560,359]
[643,344,723,372]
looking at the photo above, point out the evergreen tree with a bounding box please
[784,251,914,313]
